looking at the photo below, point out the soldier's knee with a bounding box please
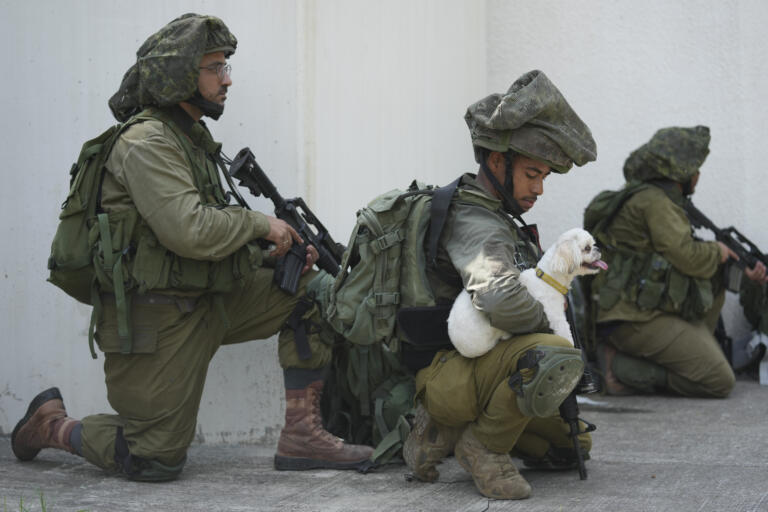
[512,344,584,418]
[703,364,735,398]
[114,427,187,482]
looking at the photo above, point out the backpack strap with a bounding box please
[97,212,132,354]
[369,415,411,466]
[589,181,650,248]
[428,177,461,267]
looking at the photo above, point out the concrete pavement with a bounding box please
[1,379,766,512]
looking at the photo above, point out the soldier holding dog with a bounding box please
[402,70,598,500]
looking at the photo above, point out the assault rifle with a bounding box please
[225,147,344,295]
[683,199,768,292]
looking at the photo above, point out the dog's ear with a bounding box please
[551,237,580,275]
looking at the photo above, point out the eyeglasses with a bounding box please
[199,63,232,81]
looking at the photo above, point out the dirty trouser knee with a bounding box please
[415,333,575,454]
[607,314,734,398]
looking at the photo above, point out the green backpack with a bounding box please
[323,180,442,348]
[316,179,459,464]
[47,124,125,306]
[46,122,146,358]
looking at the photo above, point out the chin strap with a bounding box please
[185,90,224,120]
[481,160,524,216]
[535,267,569,295]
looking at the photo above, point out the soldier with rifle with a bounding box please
[586,126,768,397]
[11,14,372,481]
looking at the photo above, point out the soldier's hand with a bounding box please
[265,217,303,258]
[717,242,739,264]
[302,245,319,275]
[745,261,768,284]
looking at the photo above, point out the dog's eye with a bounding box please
[583,244,591,252]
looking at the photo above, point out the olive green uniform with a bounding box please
[415,175,591,458]
[594,183,734,397]
[80,110,330,474]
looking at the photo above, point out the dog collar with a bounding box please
[535,267,569,296]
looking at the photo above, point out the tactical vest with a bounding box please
[100,107,261,298]
[585,182,717,321]
[49,106,261,357]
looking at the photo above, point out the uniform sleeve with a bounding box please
[443,203,550,335]
[108,123,270,261]
[640,194,721,278]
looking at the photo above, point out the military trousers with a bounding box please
[80,267,332,474]
[414,333,591,457]
[604,292,734,398]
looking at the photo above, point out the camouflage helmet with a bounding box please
[465,70,597,173]
[623,126,710,183]
[109,13,237,122]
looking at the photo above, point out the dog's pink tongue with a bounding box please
[592,260,608,270]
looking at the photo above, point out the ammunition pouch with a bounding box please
[594,250,717,321]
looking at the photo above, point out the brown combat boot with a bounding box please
[274,380,373,471]
[454,428,532,500]
[403,403,463,482]
[12,387,80,461]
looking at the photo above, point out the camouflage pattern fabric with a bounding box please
[109,13,237,122]
[623,126,710,183]
[464,70,597,173]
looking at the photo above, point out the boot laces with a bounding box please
[309,388,342,445]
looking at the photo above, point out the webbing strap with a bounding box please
[358,346,370,416]
[285,297,314,361]
[372,229,405,254]
[97,214,113,269]
[77,143,104,167]
[360,209,390,322]
[112,256,131,354]
[369,415,411,464]
[507,349,545,397]
[428,178,461,267]
[98,213,131,354]
[374,292,400,307]
[374,397,389,439]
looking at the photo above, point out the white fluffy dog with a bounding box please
[447,228,607,358]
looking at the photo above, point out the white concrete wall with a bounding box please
[1,0,765,444]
